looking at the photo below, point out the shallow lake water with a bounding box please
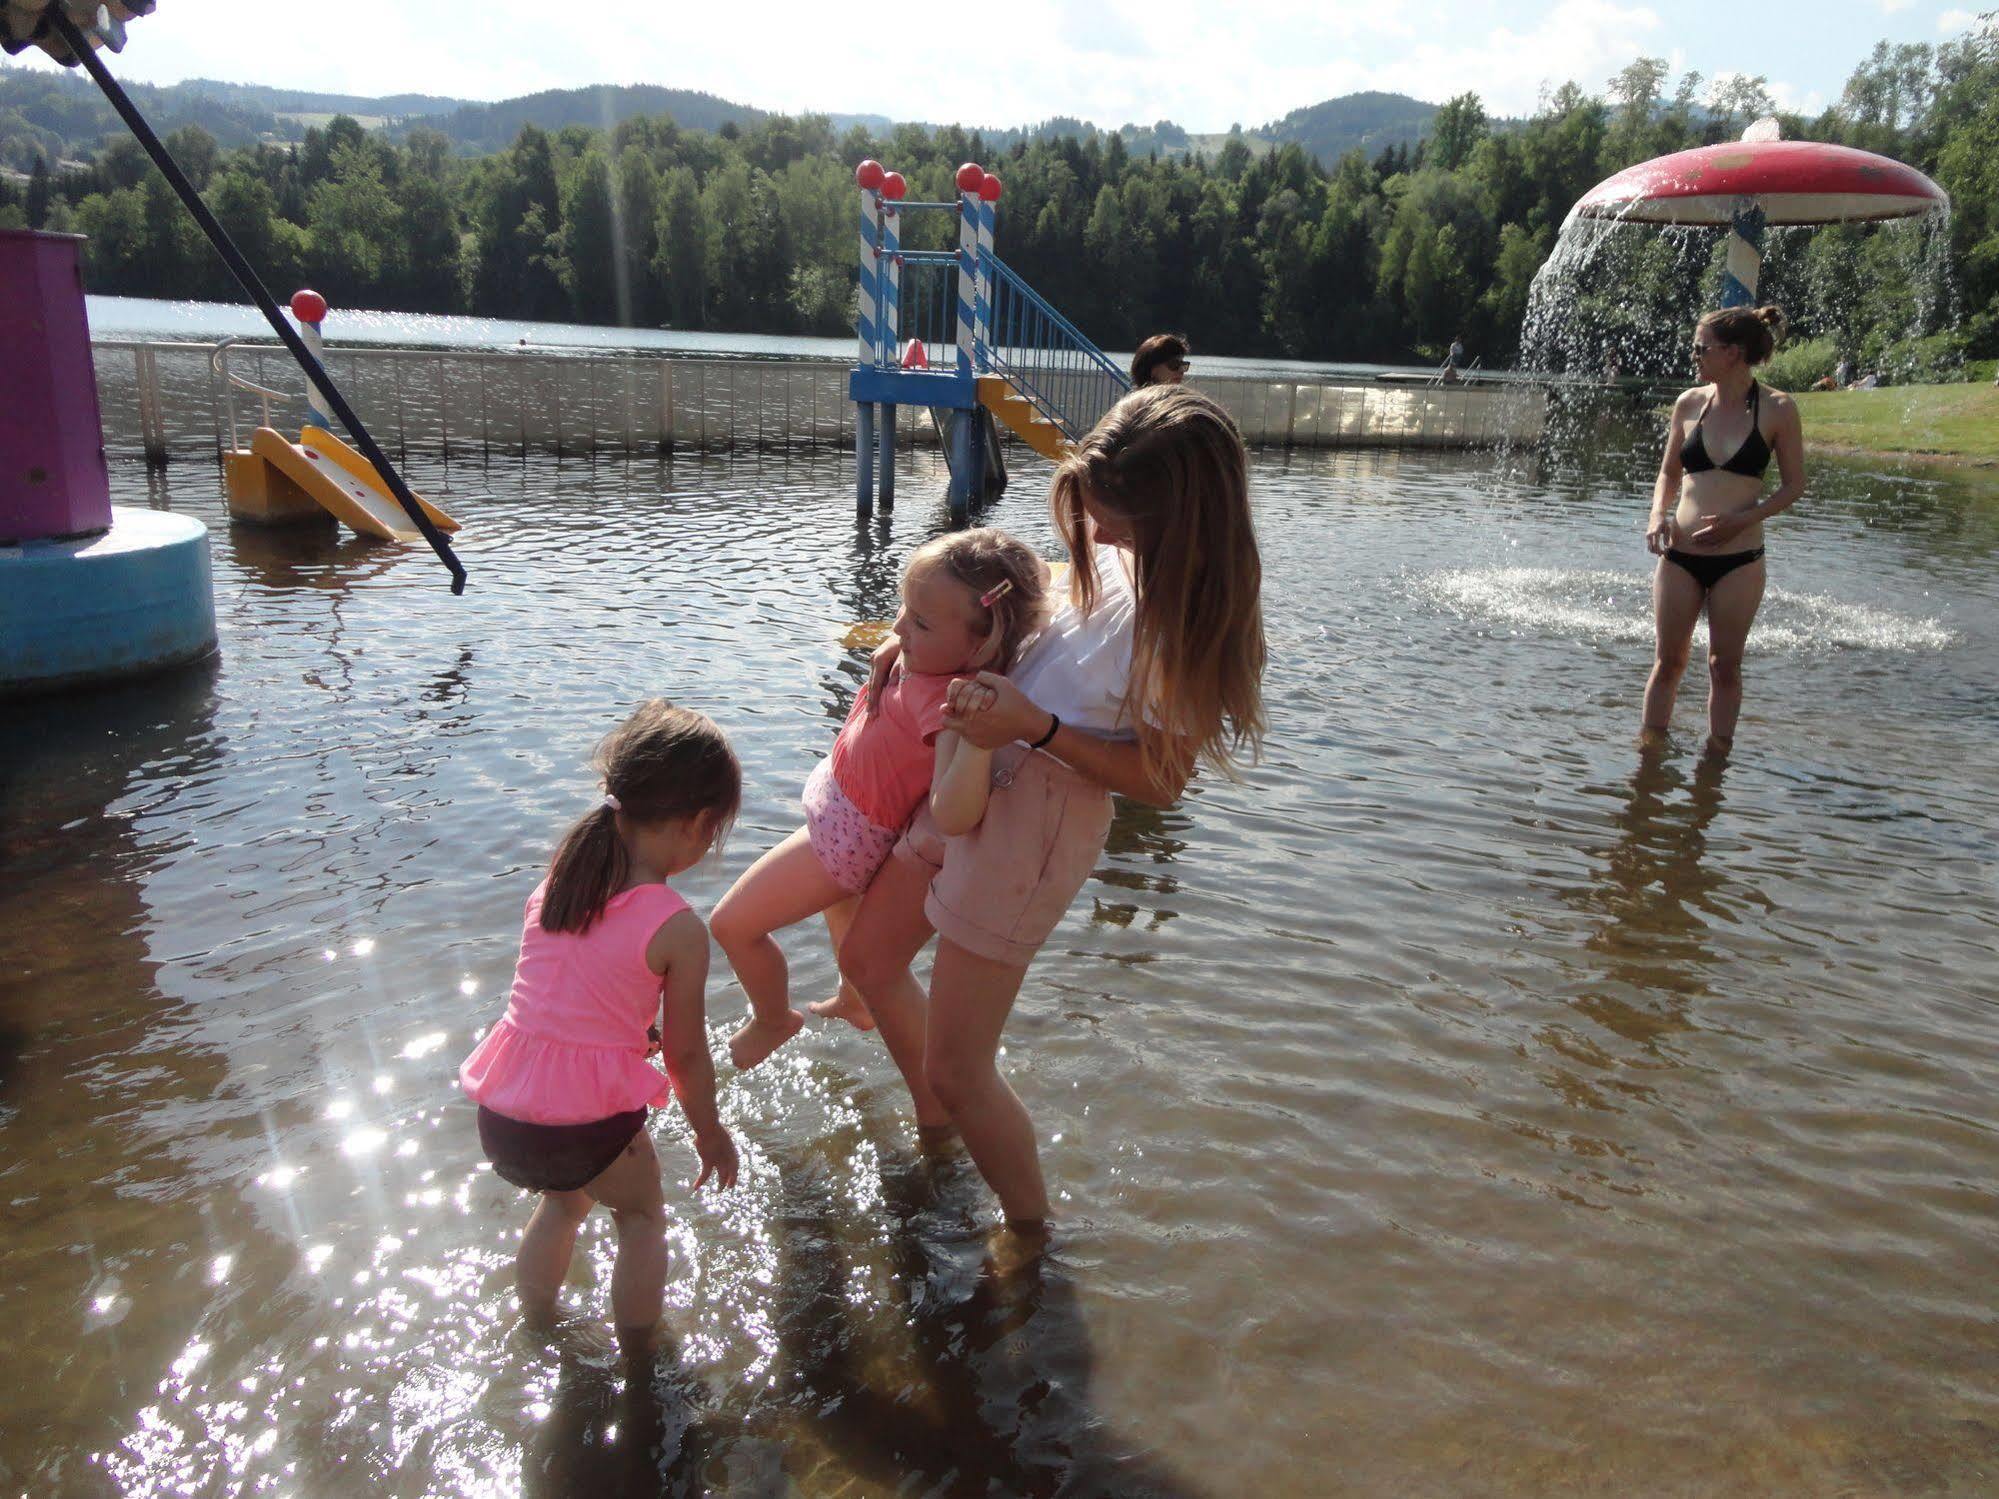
[3,431,1997,1496]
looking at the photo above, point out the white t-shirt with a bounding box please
[1010,549,1144,740]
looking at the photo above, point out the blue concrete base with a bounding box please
[1,506,217,697]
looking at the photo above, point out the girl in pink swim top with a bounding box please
[711,528,1050,1071]
[459,699,742,1357]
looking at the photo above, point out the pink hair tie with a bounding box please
[601,793,622,812]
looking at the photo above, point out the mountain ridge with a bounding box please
[0,60,1440,170]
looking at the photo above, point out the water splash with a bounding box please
[1421,566,1957,653]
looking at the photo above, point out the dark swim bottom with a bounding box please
[478,1105,648,1193]
[1665,547,1764,591]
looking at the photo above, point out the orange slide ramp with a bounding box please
[249,424,459,542]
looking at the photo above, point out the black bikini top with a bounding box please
[1681,380,1772,478]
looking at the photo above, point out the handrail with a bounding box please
[987,255,1126,385]
[211,336,291,450]
[984,253,1130,439]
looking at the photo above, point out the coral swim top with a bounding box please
[458,880,686,1126]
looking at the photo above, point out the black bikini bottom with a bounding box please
[1665,547,1764,591]
[478,1105,648,1193]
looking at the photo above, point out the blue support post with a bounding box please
[856,400,875,516]
[878,404,896,508]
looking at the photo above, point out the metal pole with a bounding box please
[878,403,896,507]
[49,6,466,593]
[856,400,875,516]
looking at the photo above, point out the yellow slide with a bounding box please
[249,424,460,542]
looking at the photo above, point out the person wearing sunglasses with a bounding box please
[1643,304,1806,755]
[1130,334,1191,388]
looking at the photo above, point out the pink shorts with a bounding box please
[894,744,1113,968]
[803,758,903,895]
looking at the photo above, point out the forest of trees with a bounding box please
[2,21,1994,376]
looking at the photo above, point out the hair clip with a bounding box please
[979,579,1014,609]
[601,792,622,812]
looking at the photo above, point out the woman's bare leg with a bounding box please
[808,896,875,1030]
[838,852,949,1128]
[1702,557,1767,750]
[924,939,1047,1227]
[1643,555,1706,740]
[710,828,849,1068]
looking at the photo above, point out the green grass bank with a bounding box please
[1794,380,1999,465]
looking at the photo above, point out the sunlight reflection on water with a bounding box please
[2,438,1996,1495]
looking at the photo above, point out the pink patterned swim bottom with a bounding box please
[803,758,903,895]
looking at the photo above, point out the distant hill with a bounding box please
[399,83,770,150]
[2,59,1443,172]
[176,77,465,120]
[0,59,290,166]
[1259,91,1438,163]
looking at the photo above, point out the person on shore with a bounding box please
[711,530,1050,1071]
[458,700,742,1359]
[1130,334,1190,388]
[1444,334,1468,382]
[1834,355,1854,389]
[1643,306,1805,754]
[829,385,1267,1234]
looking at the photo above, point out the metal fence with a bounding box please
[91,340,1548,463]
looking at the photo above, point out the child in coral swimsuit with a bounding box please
[711,528,1049,1070]
[459,700,742,1356]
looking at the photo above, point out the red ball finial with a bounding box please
[955,162,985,194]
[855,159,885,191]
[881,172,907,201]
[290,288,328,324]
[979,174,1002,202]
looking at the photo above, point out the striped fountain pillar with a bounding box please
[854,182,881,511]
[1720,196,1766,308]
[878,199,900,506]
[973,185,996,372]
[951,191,981,515]
[954,191,978,381]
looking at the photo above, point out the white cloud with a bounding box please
[1877,0,1914,12]
[1766,81,1827,114]
[1937,7,1977,32]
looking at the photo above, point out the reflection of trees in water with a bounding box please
[1562,746,1730,1050]
[1093,796,1191,934]
[530,1140,1203,1496]
[0,659,286,1486]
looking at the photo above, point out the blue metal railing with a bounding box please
[890,251,961,372]
[985,254,1131,439]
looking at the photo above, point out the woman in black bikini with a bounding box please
[1643,305,1806,753]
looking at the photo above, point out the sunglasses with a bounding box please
[1165,359,1189,372]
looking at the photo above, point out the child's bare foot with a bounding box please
[807,983,876,1032]
[729,1010,805,1069]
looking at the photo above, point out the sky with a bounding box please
[9,0,1990,129]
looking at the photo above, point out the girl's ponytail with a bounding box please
[541,701,741,935]
[542,800,632,936]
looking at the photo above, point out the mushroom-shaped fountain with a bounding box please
[1567,119,1949,306]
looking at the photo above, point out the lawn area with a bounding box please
[1795,381,1999,464]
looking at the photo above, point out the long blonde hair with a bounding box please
[1050,385,1267,781]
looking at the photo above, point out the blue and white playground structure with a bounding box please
[848,159,1131,519]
